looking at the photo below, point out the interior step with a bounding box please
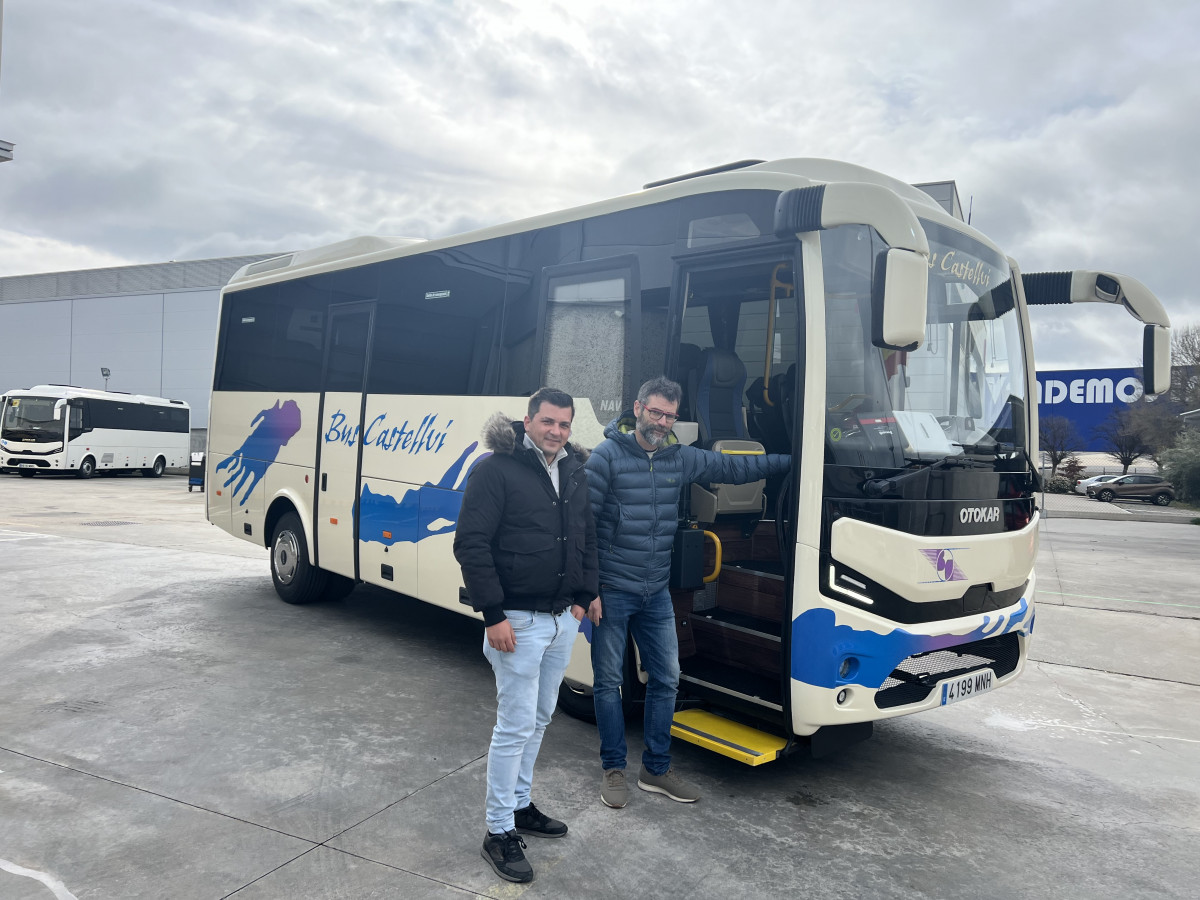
[670,709,789,766]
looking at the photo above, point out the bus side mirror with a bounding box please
[53,398,67,421]
[873,248,928,351]
[1143,324,1171,396]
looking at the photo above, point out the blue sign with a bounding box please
[1035,367,1143,450]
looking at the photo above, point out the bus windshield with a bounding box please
[1,396,65,441]
[823,222,1027,471]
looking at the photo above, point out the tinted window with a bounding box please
[370,240,507,396]
[85,400,188,432]
[325,310,371,392]
[215,280,331,392]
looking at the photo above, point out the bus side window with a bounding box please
[542,265,636,417]
[370,240,507,396]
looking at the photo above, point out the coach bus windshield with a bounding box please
[822,222,1028,472]
[1,396,65,442]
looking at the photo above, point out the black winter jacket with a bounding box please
[586,412,790,594]
[454,413,599,627]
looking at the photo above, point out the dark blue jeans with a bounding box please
[591,585,680,775]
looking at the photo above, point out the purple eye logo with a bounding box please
[919,547,967,582]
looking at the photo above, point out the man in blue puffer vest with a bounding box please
[585,376,790,808]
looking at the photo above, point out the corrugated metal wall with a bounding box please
[0,255,280,430]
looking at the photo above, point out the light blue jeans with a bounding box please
[482,608,577,834]
[591,585,680,775]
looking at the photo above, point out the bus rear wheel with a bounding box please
[77,457,96,479]
[270,511,328,604]
[557,679,596,721]
[142,457,166,477]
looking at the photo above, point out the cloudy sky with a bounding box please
[1,0,1196,370]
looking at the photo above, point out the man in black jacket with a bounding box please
[454,387,600,885]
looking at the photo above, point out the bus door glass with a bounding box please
[316,303,374,579]
[676,253,799,459]
[675,252,799,536]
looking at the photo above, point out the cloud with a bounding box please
[0,0,1196,368]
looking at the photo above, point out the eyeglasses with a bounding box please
[640,405,679,424]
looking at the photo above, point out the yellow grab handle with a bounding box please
[703,530,722,583]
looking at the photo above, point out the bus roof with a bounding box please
[224,157,997,293]
[4,385,189,408]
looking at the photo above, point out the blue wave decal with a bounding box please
[358,442,487,545]
[791,597,1031,689]
[215,400,302,506]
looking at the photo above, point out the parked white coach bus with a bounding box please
[1,385,190,478]
[205,158,1170,762]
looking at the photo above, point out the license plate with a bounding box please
[940,669,994,705]
[19,463,35,468]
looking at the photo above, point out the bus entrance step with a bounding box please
[669,709,788,767]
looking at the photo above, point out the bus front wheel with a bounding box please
[77,457,96,479]
[142,457,166,478]
[270,511,328,605]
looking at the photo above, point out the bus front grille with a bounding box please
[873,632,1021,710]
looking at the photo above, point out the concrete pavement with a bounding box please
[1,473,1197,899]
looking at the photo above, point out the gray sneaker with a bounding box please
[601,768,628,808]
[637,765,700,803]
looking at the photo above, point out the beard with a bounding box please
[636,418,669,447]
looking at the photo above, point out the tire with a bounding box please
[322,573,358,601]
[1097,489,1115,502]
[19,469,35,478]
[557,679,596,721]
[270,511,328,604]
[1152,493,1172,507]
[142,457,166,478]
[77,456,96,479]
[558,632,642,721]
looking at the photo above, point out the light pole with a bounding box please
[101,367,110,391]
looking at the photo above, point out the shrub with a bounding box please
[1059,456,1086,483]
[1044,476,1074,494]
[1162,430,1200,503]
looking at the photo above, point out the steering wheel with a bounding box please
[827,393,869,413]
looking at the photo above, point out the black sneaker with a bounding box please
[481,830,534,883]
[514,801,568,838]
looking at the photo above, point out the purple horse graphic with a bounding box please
[216,400,302,506]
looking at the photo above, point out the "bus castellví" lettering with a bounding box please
[325,410,452,454]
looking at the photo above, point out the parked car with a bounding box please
[1075,474,1121,495]
[1086,474,1175,506]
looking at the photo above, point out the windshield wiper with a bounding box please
[953,440,1013,456]
[862,455,982,498]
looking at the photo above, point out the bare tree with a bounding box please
[1126,398,1184,464]
[1038,415,1079,477]
[1092,406,1151,474]
[1170,322,1200,410]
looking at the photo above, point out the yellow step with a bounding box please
[670,709,788,766]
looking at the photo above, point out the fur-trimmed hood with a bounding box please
[481,411,590,461]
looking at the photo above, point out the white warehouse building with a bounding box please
[0,255,276,447]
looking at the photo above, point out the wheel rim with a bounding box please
[154,459,164,475]
[273,529,300,585]
[1099,491,1113,502]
